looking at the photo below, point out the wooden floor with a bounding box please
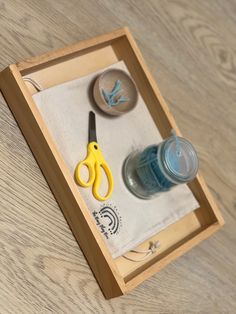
[0,0,235,313]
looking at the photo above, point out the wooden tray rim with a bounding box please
[0,27,224,299]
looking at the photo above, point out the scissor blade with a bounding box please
[88,111,97,143]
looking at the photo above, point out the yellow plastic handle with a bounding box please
[75,142,114,201]
[93,159,114,201]
[75,157,95,188]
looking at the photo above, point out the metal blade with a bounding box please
[88,111,97,143]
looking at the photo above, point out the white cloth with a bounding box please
[31,61,199,258]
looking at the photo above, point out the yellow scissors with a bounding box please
[75,111,114,201]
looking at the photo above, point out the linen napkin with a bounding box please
[31,61,199,258]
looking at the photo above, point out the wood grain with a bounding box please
[0,28,224,297]
[0,0,235,312]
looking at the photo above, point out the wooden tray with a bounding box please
[0,27,224,299]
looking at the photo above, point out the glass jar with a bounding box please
[123,135,199,199]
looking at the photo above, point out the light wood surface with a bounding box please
[0,0,235,312]
[0,27,224,298]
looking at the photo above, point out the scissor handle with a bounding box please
[75,142,114,201]
[93,159,114,201]
[75,154,95,188]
